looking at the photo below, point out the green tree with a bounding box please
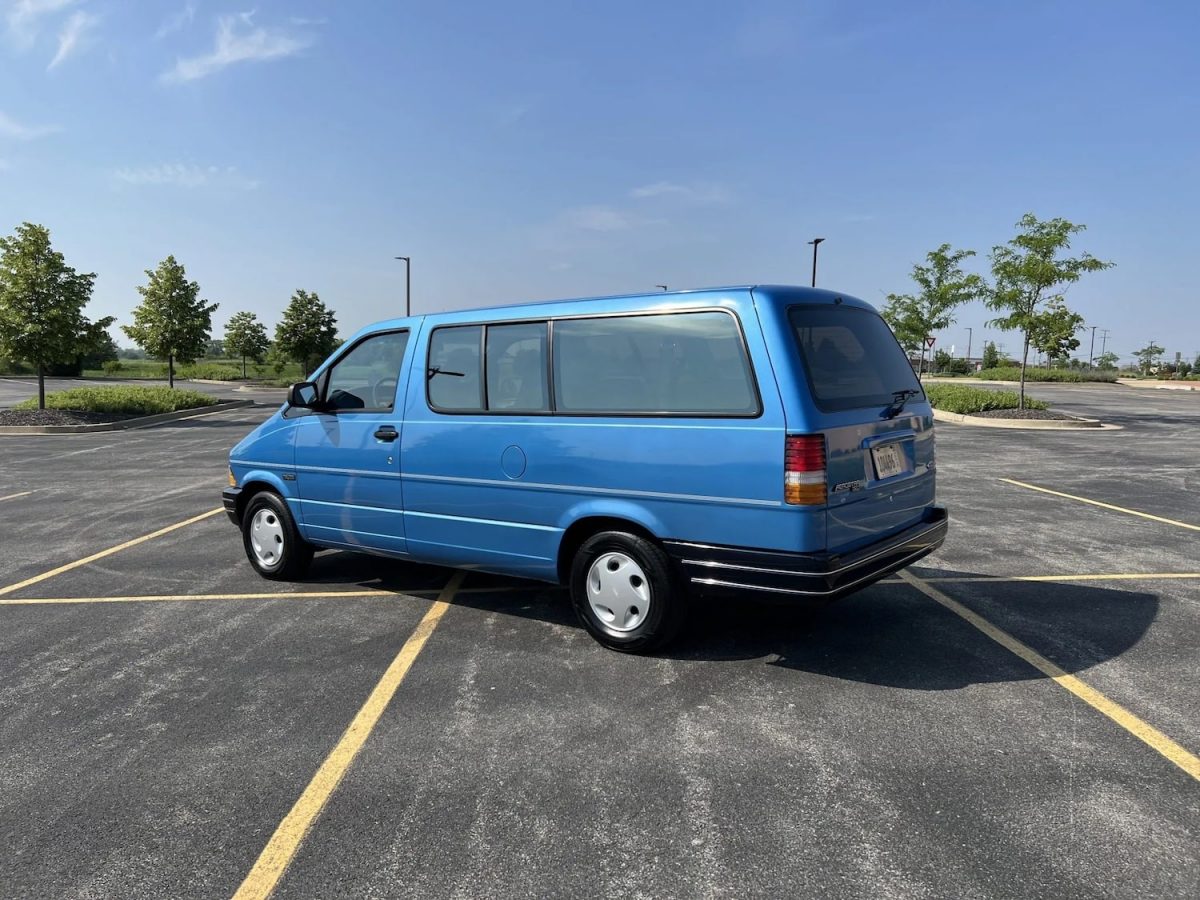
[79,317,119,370]
[274,289,338,377]
[0,222,98,408]
[981,340,1000,369]
[224,311,271,378]
[1133,341,1164,376]
[1094,351,1120,370]
[123,256,218,388]
[882,243,987,377]
[1028,297,1084,365]
[986,214,1112,408]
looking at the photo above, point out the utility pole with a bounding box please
[965,327,973,361]
[1088,325,1097,367]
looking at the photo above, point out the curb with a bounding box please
[931,407,1116,430]
[1115,379,1199,391]
[0,399,254,435]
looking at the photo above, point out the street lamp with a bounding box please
[807,238,825,287]
[394,256,411,317]
[656,284,669,291]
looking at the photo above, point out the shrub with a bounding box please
[178,361,245,381]
[102,359,124,375]
[972,367,1117,383]
[924,384,1049,414]
[14,386,218,415]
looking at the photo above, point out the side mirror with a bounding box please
[288,381,321,409]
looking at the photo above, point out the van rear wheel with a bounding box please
[241,491,313,580]
[569,531,685,652]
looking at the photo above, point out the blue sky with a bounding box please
[2,0,1197,364]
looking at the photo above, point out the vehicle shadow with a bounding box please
[296,554,1159,690]
[672,570,1160,689]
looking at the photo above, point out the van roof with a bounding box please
[356,285,876,336]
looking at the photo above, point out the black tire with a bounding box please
[241,491,313,580]
[569,531,686,653]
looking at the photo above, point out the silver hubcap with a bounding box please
[250,508,286,568]
[587,552,651,632]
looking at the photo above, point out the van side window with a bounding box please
[552,312,759,415]
[486,323,549,412]
[428,325,484,411]
[323,330,410,412]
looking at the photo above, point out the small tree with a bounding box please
[1094,351,1120,370]
[986,214,1112,408]
[1028,297,1084,366]
[882,243,987,378]
[275,289,338,377]
[1133,341,1164,376]
[123,256,218,388]
[0,222,98,408]
[981,341,1000,369]
[224,311,270,378]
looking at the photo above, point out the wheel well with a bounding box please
[235,480,278,523]
[556,516,658,584]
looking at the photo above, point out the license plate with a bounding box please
[871,442,908,480]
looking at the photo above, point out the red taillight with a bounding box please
[785,434,826,505]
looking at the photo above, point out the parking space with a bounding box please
[1,387,1197,898]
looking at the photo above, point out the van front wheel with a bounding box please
[569,531,685,652]
[241,491,313,580]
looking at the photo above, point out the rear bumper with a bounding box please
[221,486,241,525]
[663,505,948,599]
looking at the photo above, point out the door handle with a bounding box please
[374,426,399,442]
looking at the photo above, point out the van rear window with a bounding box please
[788,305,921,412]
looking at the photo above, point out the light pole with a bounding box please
[965,327,973,362]
[807,237,825,287]
[656,284,669,291]
[394,256,411,317]
[1088,325,1097,367]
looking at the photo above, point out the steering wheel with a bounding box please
[372,377,398,408]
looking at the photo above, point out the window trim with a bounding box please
[316,328,411,415]
[424,307,762,419]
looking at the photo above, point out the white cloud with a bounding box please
[153,2,195,40]
[113,162,259,190]
[5,0,77,46]
[0,109,59,139]
[629,181,732,204]
[47,8,96,69]
[562,205,648,233]
[160,11,313,83]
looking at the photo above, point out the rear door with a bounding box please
[787,305,936,554]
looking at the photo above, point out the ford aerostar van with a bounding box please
[223,286,947,652]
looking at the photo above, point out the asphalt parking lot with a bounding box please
[1,382,1197,899]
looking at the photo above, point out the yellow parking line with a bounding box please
[1001,478,1200,532]
[0,491,33,502]
[233,571,465,900]
[0,585,528,606]
[0,508,223,598]
[899,570,1200,782]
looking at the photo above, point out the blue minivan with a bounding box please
[223,286,946,651]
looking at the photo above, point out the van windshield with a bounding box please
[788,305,921,412]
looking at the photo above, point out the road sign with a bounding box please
[925,336,936,349]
